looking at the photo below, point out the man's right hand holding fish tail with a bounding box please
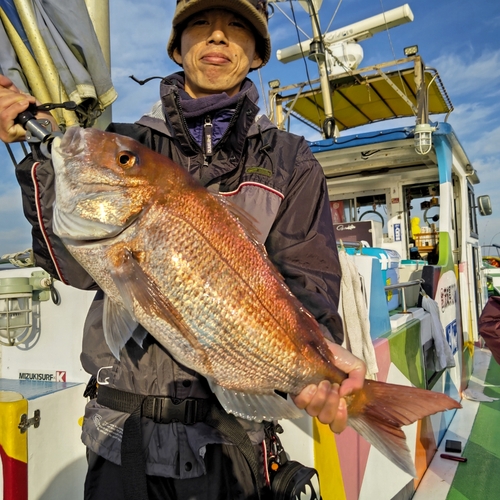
[292,339,366,433]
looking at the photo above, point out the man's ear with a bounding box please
[250,52,263,70]
[173,46,183,66]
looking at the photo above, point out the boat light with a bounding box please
[414,123,436,155]
[0,271,53,346]
[268,79,281,89]
[404,45,419,56]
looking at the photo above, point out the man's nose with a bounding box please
[207,22,228,44]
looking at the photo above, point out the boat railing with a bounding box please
[385,279,425,313]
[337,240,367,250]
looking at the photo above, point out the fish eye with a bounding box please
[117,151,137,169]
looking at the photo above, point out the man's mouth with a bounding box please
[201,52,231,64]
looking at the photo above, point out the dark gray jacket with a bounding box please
[15,75,342,479]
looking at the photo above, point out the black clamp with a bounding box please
[14,101,77,157]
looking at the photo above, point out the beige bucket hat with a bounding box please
[167,0,271,68]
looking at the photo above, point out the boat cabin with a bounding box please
[268,51,492,499]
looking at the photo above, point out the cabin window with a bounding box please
[468,183,479,238]
[330,199,355,224]
[330,193,388,230]
[330,191,389,247]
[403,183,440,263]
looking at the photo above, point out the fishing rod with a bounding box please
[15,101,77,158]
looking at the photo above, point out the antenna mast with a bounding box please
[299,1,335,138]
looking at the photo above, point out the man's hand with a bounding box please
[0,75,57,143]
[0,75,38,143]
[291,340,366,433]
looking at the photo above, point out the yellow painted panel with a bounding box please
[313,418,346,500]
[0,392,28,462]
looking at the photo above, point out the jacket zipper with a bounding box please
[203,115,213,168]
[174,93,200,152]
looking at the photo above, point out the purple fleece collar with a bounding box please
[167,72,257,118]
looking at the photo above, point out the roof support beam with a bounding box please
[375,69,417,115]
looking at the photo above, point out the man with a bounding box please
[0,1,366,498]
[479,295,500,365]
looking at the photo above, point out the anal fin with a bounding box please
[208,380,303,422]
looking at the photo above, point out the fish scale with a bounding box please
[129,205,311,392]
[137,195,316,362]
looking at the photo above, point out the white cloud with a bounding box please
[431,49,500,99]
[484,14,500,30]
[449,103,500,156]
[0,186,32,255]
[467,126,500,158]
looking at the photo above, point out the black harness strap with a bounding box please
[95,386,262,500]
[97,386,211,424]
[97,386,213,500]
[205,405,262,500]
[121,403,148,500]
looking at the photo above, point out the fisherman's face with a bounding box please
[173,9,263,98]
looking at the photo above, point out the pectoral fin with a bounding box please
[110,249,211,369]
[103,295,139,359]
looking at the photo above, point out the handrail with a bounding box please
[337,240,367,249]
[384,278,424,313]
[384,278,424,291]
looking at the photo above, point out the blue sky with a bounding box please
[1,0,500,257]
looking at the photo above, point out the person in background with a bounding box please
[479,295,500,366]
[0,1,366,498]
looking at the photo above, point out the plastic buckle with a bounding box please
[150,397,197,425]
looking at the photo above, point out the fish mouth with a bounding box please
[53,208,134,243]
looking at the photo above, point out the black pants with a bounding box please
[84,444,270,500]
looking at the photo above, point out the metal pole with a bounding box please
[308,5,335,138]
[414,55,427,126]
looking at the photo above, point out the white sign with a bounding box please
[19,370,67,382]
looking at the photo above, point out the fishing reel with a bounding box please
[15,101,76,157]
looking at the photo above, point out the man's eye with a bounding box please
[190,18,208,26]
[229,21,248,29]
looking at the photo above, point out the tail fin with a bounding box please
[347,379,462,477]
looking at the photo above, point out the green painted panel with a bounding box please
[437,232,455,273]
[447,358,500,500]
[384,320,425,388]
[447,441,500,500]
[447,487,475,500]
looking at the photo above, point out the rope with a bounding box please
[0,248,35,267]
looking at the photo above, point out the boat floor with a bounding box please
[414,348,500,500]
